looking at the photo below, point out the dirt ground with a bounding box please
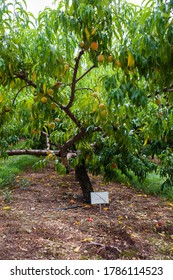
[0,165,173,260]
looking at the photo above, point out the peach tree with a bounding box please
[0,0,173,201]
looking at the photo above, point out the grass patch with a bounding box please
[0,155,39,189]
[135,173,173,201]
[110,170,173,201]
[128,172,173,201]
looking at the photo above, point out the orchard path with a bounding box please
[0,165,173,260]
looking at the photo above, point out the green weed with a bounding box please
[0,155,38,189]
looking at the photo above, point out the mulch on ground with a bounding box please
[0,165,173,260]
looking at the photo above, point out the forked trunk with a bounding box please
[75,159,93,203]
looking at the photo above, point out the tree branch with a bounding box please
[75,87,94,93]
[46,93,81,128]
[61,127,86,154]
[12,85,28,105]
[15,71,37,88]
[155,84,173,95]
[6,149,60,156]
[76,65,96,84]
[66,49,85,109]
[60,105,82,128]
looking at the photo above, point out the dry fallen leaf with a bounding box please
[81,237,93,243]
[84,204,91,208]
[166,202,173,207]
[130,233,139,238]
[74,246,81,252]
[3,206,11,211]
[118,215,124,220]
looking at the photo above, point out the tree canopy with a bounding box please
[0,0,173,200]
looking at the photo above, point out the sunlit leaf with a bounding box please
[85,27,90,40]
[127,51,135,67]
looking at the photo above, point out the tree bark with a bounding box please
[75,159,94,203]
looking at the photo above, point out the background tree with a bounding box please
[0,0,173,202]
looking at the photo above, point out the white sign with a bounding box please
[90,192,109,205]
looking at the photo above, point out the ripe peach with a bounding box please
[49,122,55,129]
[92,92,99,98]
[116,60,122,67]
[79,42,85,48]
[55,117,60,122]
[47,88,54,96]
[99,103,105,110]
[108,55,114,62]
[101,110,107,116]
[90,42,98,51]
[41,97,47,104]
[97,54,104,63]
[51,102,57,109]
[48,153,54,160]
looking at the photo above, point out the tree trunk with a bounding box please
[75,159,94,203]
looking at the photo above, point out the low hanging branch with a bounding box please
[6,149,60,156]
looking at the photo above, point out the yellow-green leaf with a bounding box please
[32,71,36,82]
[43,83,47,94]
[91,27,97,35]
[8,63,13,75]
[0,93,3,103]
[127,52,135,67]
[85,27,90,40]
[144,138,149,146]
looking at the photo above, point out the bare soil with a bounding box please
[0,165,173,260]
